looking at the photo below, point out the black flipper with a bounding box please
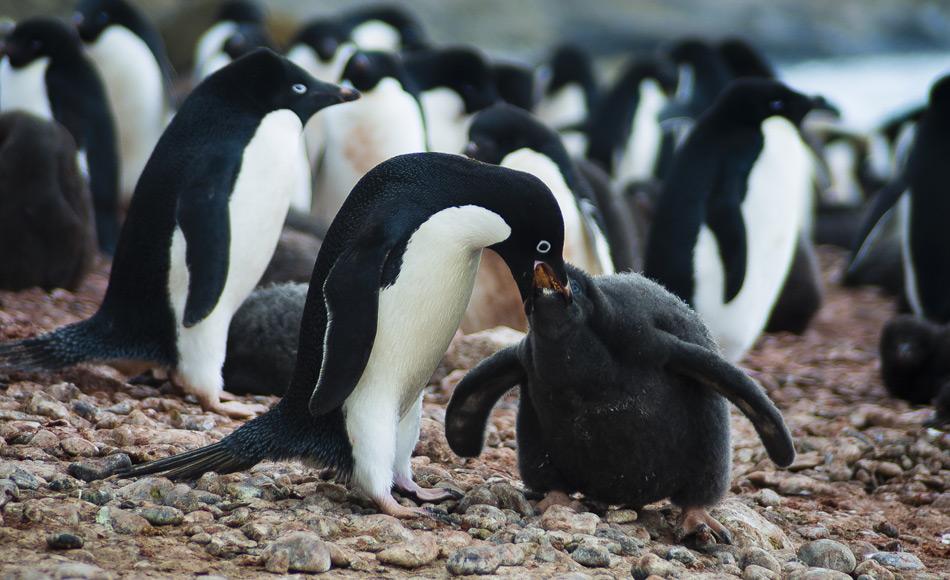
[445,345,525,457]
[178,171,233,328]
[662,331,795,467]
[847,178,907,279]
[118,441,255,480]
[706,169,749,303]
[308,225,394,417]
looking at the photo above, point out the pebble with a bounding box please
[47,531,84,550]
[140,506,184,526]
[744,564,780,580]
[788,568,853,580]
[572,544,611,568]
[97,507,151,535]
[446,545,506,576]
[798,539,856,573]
[711,499,792,549]
[205,529,257,557]
[29,429,59,449]
[666,545,697,566]
[868,551,925,571]
[0,478,20,506]
[262,531,331,574]
[9,468,41,490]
[740,546,782,573]
[605,508,638,524]
[457,485,499,513]
[60,436,98,457]
[490,481,534,516]
[50,563,112,580]
[853,559,896,580]
[539,505,600,535]
[68,454,132,482]
[377,532,440,569]
[631,553,675,579]
[25,392,69,419]
[463,504,508,532]
[348,514,414,544]
[79,486,114,506]
[754,489,783,507]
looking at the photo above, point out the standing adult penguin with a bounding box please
[340,3,429,53]
[0,49,357,418]
[312,51,426,222]
[535,43,598,157]
[645,79,821,361]
[445,264,794,543]
[660,38,732,145]
[117,152,571,519]
[461,103,615,332]
[405,46,498,154]
[0,17,120,254]
[74,0,174,204]
[192,0,266,83]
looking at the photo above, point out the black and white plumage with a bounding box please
[0,49,356,418]
[535,43,598,157]
[446,264,794,543]
[192,0,267,82]
[118,152,570,519]
[0,17,120,253]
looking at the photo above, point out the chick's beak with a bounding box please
[532,261,572,301]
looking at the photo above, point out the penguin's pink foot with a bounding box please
[395,475,461,502]
[536,490,586,513]
[200,396,267,419]
[375,493,433,519]
[680,506,733,545]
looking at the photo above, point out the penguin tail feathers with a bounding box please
[117,441,257,481]
[0,319,107,372]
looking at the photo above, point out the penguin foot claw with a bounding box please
[536,490,586,513]
[680,507,733,548]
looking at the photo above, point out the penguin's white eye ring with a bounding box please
[292,83,307,94]
[536,240,551,254]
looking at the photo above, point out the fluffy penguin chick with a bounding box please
[446,264,795,544]
[116,152,571,520]
[0,49,356,418]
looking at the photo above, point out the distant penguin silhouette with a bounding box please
[340,3,428,52]
[645,79,821,361]
[0,50,356,418]
[851,75,950,324]
[535,43,598,157]
[192,0,266,82]
[493,60,535,111]
[446,264,794,544]
[0,17,120,253]
[118,152,570,520]
[879,314,950,428]
[405,46,498,154]
[0,111,95,291]
[74,0,174,203]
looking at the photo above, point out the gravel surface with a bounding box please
[0,248,947,579]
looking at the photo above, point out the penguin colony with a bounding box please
[0,0,943,548]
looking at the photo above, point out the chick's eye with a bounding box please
[292,83,307,94]
[536,240,551,254]
[769,99,784,111]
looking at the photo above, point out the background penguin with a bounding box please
[74,0,174,204]
[445,264,794,544]
[462,102,614,331]
[0,17,120,254]
[0,111,95,291]
[645,79,822,361]
[404,46,498,154]
[340,3,429,53]
[534,43,598,157]
[192,0,266,83]
[0,49,357,418]
[660,38,731,145]
[312,51,426,222]
[851,75,950,323]
[223,282,308,397]
[192,14,274,82]
[493,60,535,111]
[879,315,950,428]
[117,152,571,519]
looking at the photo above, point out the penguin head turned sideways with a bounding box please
[711,78,823,127]
[73,0,140,43]
[340,50,408,94]
[405,46,498,114]
[466,103,565,164]
[291,18,350,63]
[0,18,81,68]
[205,48,359,123]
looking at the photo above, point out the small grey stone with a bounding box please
[868,551,925,571]
[456,485,499,513]
[25,392,69,419]
[79,486,114,506]
[377,533,439,569]
[596,527,643,556]
[741,546,782,573]
[490,482,534,516]
[50,562,112,579]
[105,400,133,415]
[754,489,783,507]
[463,504,507,532]
[539,505,599,535]
[72,400,100,421]
[10,468,40,490]
[572,544,611,568]
[263,531,331,574]
[666,545,697,565]
[46,532,84,550]
[97,506,151,535]
[0,478,20,507]
[743,564,780,580]
[798,539,856,573]
[68,454,131,482]
[60,437,98,457]
[631,553,675,579]
[605,508,638,524]
[853,559,896,580]
[789,568,853,580]
[447,545,504,575]
[139,506,184,526]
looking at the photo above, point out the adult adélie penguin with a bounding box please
[645,79,822,362]
[117,152,570,519]
[0,49,357,418]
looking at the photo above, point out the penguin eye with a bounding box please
[536,240,551,254]
[769,99,784,112]
[291,83,307,95]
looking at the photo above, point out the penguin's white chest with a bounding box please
[420,87,470,154]
[692,118,811,361]
[0,57,53,121]
[617,79,665,184]
[193,21,238,81]
[351,21,401,51]
[343,206,512,421]
[536,83,586,131]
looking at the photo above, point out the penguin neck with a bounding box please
[194,21,238,79]
[537,82,587,131]
[421,87,470,153]
[0,57,54,121]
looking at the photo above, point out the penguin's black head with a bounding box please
[222,24,274,60]
[0,18,82,68]
[713,78,817,126]
[928,75,950,113]
[543,43,595,98]
[73,0,141,43]
[466,103,569,170]
[217,0,266,25]
[341,50,410,93]
[881,315,937,371]
[406,47,498,114]
[291,18,350,62]
[209,48,359,123]
[718,38,775,79]
[493,61,535,111]
[668,38,720,68]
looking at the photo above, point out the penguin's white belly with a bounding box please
[351,21,401,52]
[343,206,512,425]
[616,79,665,185]
[823,140,863,206]
[193,22,237,82]
[196,52,232,81]
[314,79,426,220]
[559,130,588,158]
[168,111,303,370]
[87,26,166,200]
[421,88,469,154]
[692,118,810,361]
[0,57,53,120]
[536,83,586,132]
[899,192,923,317]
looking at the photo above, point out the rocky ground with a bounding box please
[0,247,947,579]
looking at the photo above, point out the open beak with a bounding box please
[532,261,572,301]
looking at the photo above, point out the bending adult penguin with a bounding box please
[405,46,498,154]
[312,51,426,222]
[445,264,794,543]
[535,43,598,157]
[117,152,570,519]
[461,104,614,332]
[645,79,821,361]
[74,0,173,204]
[192,0,266,82]
[0,111,95,292]
[0,17,120,253]
[0,49,357,418]
[851,75,950,323]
